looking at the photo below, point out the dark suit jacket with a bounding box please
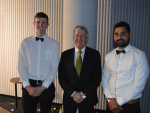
[58,46,101,106]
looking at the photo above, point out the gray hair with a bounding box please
[73,25,89,39]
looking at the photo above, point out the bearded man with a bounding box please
[102,21,149,113]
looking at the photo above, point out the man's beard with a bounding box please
[115,37,130,47]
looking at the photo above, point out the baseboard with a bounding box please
[0,94,22,99]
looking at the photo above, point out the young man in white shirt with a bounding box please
[102,21,149,113]
[18,12,60,113]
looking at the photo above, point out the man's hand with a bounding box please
[25,86,41,97]
[35,85,46,95]
[107,98,123,112]
[72,92,85,103]
[112,106,123,113]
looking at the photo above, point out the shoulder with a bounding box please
[86,46,100,54]
[105,48,116,59]
[60,48,74,59]
[23,35,34,41]
[130,46,144,54]
[129,46,149,69]
[130,46,146,59]
[20,35,35,45]
[84,47,101,60]
[103,48,117,64]
[45,35,59,46]
[62,48,74,55]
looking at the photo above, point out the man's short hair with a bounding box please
[34,12,49,24]
[73,25,89,39]
[114,21,130,33]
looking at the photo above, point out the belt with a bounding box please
[29,79,45,86]
[126,99,139,104]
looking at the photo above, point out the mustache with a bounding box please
[116,39,124,42]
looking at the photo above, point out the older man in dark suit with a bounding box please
[58,25,101,113]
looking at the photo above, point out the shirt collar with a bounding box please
[124,44,132,53]
[116,44,132,53]
[75,46,86,53]
[35,34,46,39]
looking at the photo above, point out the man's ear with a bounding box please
[129,33,132,39]
[33,22,35,27]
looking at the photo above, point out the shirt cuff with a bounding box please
[107,95,114,98]
[42,81,51,88]
[106,95,114,102]
[80,92,86,99]
[71,91,76,97]
[117,97,126,106]
[82,96,86,99]
[23,81,30,88]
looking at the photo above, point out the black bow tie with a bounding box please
[116,50,125,55]
[36,37,44,42]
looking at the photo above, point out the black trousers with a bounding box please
[22,79,55,113]
[63,97,95,113]
[64,103,94,113]
[106,102,140,113]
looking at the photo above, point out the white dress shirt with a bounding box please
[18,34,60,88]
[102,44,149,106]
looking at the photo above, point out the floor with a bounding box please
[0,94,106,113]
[0,107,11,113]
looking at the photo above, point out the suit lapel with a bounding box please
[68,48,78,77]
[80,47,89,77]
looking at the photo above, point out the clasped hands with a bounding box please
[107,98,123,113]
[72,92,85,103]
[25,85,46,97]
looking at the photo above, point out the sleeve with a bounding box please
[81,51,102,98]
[117,52,150,106]
[102,56,114,99]
[58,52,76,97]
[18,39,30,88]
[42,42,60,88]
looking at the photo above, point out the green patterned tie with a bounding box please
[76,51,82,77]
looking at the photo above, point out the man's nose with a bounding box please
[78,36,82,40]
[39,23,43,27]
[118,34,122,39]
